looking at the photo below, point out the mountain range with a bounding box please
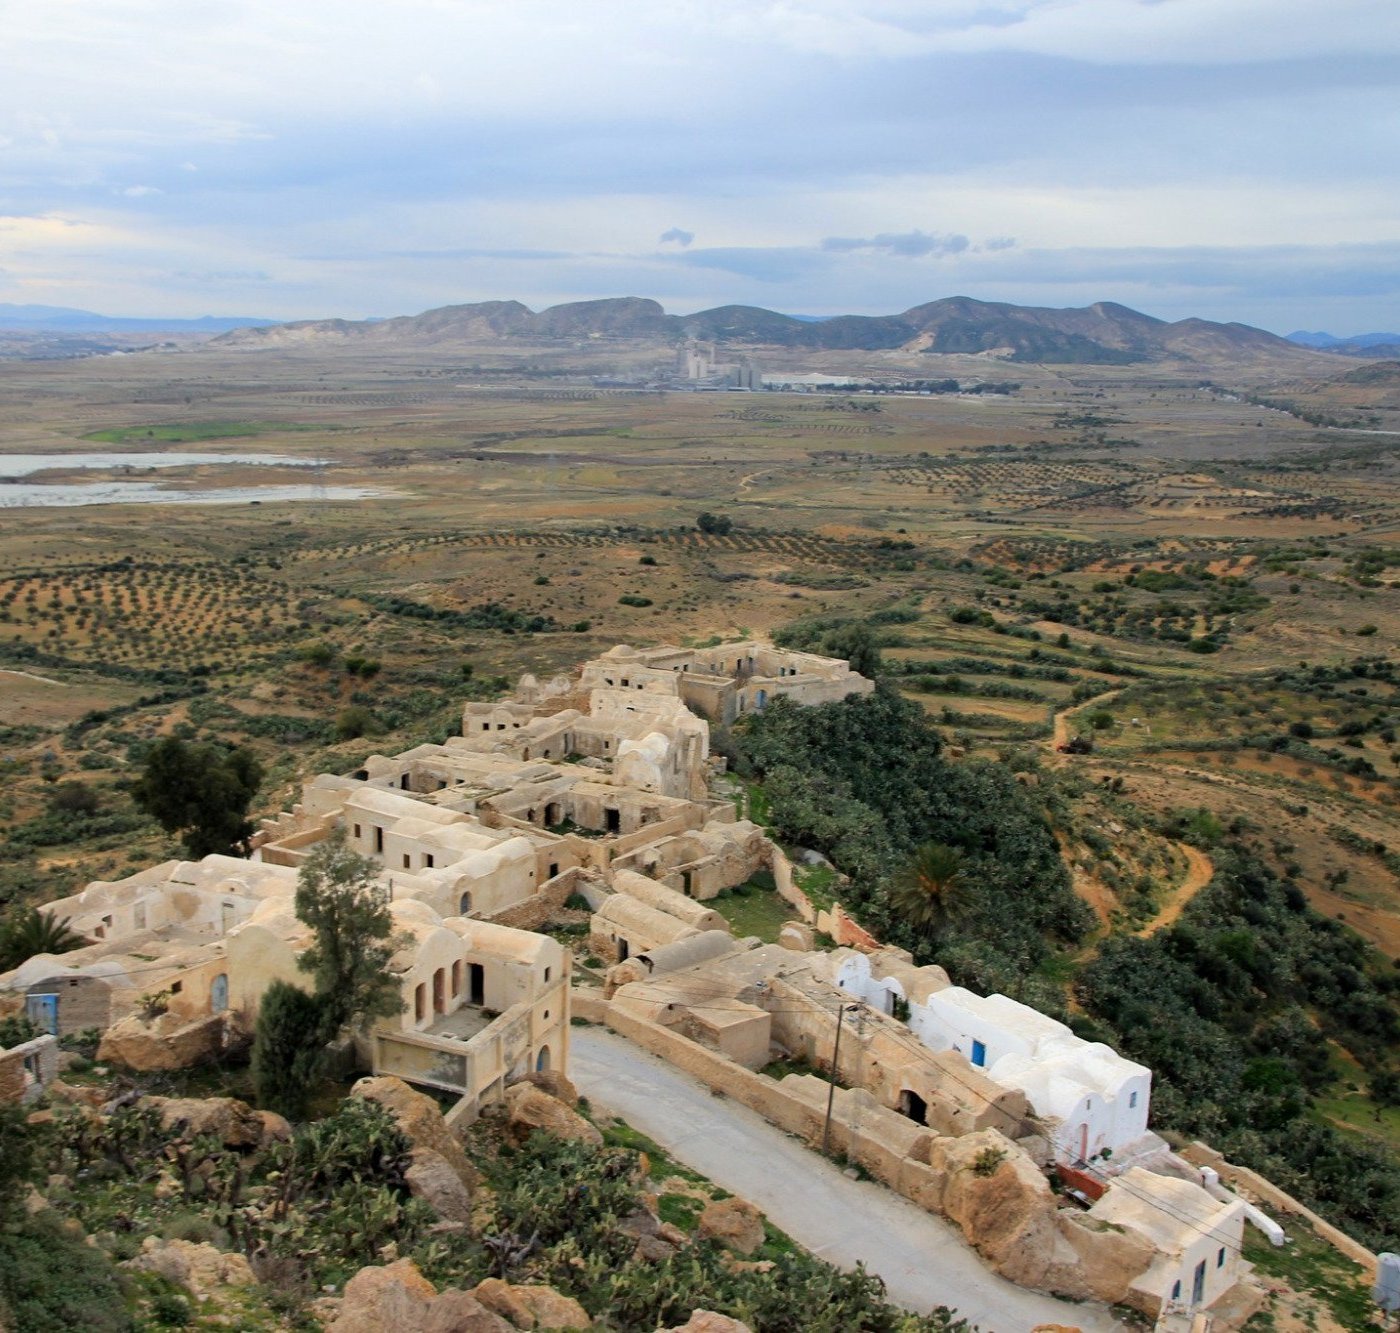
[211,295,1328,366]
[0,303,276,333]
[1286,330,1400,360]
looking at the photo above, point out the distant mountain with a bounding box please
[211,294,1319,366]
[1287,330,1400,357]
[0,303,278,333]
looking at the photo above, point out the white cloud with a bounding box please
[0,1,1392,329]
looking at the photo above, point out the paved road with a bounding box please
[571,1028,1126,1333]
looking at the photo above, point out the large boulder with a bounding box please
[405,1147,474,1224]
[328,1259,512,1333]
[661,1315,753,1333]
[97,1012,223,1071]
[928,1132,1153,1303]
[929,1131,1063,1287]
[142,1095,266,1149]
[1045,1211,1154,1305]
[125,1236,255,1299]
[697,1198,765,1256]
[351,1076,478,1196]
[519,1069,580,1108]
[504,1083,602,1148]
[472,1279,590,1329]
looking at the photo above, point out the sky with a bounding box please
[2,0,1398,333]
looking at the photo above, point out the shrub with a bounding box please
[335,706,377,741]
[251,980,326,1120]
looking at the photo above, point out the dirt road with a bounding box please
[570,1027,1127,1333]
[1136,842,1215,936]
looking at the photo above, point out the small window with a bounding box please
[354,823,361,838]
[544,967,551,983]
[1129,1090,1138,1108]
[403,854,412,869]
[170,980,182,994]
[1216,1247,1225,1268]
[543,1010,550,1020]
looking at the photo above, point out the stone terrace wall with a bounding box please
[1181,1141,1378,1278]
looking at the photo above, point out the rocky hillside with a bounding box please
[212,295,1324,367]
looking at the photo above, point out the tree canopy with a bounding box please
[736,685,1091,991]
[131,737,263,858]
[294,830,403,1040]
[0,905,84,972]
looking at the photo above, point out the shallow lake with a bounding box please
[0,451,391,508]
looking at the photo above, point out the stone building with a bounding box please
[578,641,874,725]
[1089,1167,1248,1318]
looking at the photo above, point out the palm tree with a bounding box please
[0,907,85,972]
[889,842,968,935]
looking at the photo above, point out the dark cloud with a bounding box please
[659,227,694,247]
[822,231,971,258]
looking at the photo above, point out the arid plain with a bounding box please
[5,339,1400,1156]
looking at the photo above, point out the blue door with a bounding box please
[26,993,58,1035]
[971,1039,987,1067]
[210,973,229,1013]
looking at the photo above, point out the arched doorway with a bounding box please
[536,1045,551,1072]
[898,1089,928,1124]
[458,890,472,915]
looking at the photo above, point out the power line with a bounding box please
[615,957,1250,1257]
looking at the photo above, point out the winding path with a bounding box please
[1136,842,1215,937]
[1048,689,1124,754]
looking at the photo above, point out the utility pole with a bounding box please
[822,1000,858,1158]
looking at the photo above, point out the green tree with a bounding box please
[889,842,968,934]
[131,738,263,857]
[820,621,882,678]
[696,511,733,535]
[251,980,326,1120]
[0,906,84,972]
[294,831,403,1041]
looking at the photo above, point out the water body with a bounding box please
[0,451,392,508]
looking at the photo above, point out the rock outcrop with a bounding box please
[504,1083,602,1147]
[125,1236,255,1299]
[697,1198,766,1256]
[519,1069,580,1107]
[143,1095,268,1149]
[661,1314,754,1333]
[932,1130,1061,1283]
[328,1259,511,1333]
[405,1146,475,1224]
[351,1076,478,1196]
[472,1278,590,1329]
[925,1130,1151,1304]
[97,1012,224,1071]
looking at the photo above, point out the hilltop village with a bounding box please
[1,641,1315,1329]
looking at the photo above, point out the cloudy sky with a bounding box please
[2,0,1397,332]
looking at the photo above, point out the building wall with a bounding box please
[0,1035,58,1104]
[25,974,113,1036]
